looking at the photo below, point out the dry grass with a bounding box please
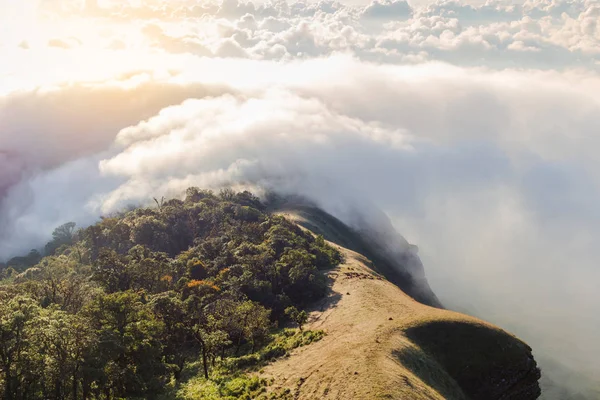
[258,209,539,400]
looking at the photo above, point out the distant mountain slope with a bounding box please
[272,202,442,308]
[262,206,541,400]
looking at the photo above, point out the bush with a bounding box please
[226,354,261,369]
[262,344,287,361]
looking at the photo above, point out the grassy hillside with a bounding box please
[263,206,541,400]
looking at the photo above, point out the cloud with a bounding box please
[362,0,413,20]
[4,0,598,69]
[98,59,600,395]
[2,60,600,389]
[2,0,600,397]
[116,0,597,69]
[143,23,212,55]
[0,77,233,174]
[0,75,236,253]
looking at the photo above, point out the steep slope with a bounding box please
[269,201,442,308]
[259,207,540,400]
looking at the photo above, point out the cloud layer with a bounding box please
[2,0,600,69]
[1,0,600,397]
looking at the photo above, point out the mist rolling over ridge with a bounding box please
[1,0,600,398]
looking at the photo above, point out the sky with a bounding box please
[1,0,599,397]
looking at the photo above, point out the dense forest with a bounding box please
[0,188,341,399]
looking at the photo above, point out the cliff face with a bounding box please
[262,205,541,400]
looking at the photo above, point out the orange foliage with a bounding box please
[187,279,220,291]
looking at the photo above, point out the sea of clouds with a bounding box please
[1,0,599,397]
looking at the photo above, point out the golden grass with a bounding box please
[259,208,539,400]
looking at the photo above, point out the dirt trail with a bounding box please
[261,245,468,400]
[260,211,540,400]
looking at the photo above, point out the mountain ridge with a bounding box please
[262,204,541,399]
[0,190,541,399]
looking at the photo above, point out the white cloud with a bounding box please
[95,59,600,391]
[4,0,598,69]
[361,0,413,19]
[2,0,600,397]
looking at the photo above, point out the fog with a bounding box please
[1,0,599,397]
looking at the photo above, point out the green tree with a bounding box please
[130,215,169,253]
[126,245,173,293]
[45,222,76,256]
[277,248,326,304]
[5,250,42,272]
[0,295,42,400]
[238,301,271,352]
[0,188,340,398]
[91,249,130,293]
[84,291,167,398]
[150,292,192,381]
[285,306,308,332]
[184,284,229,379]
[35,256,94,312]
[37,309,96,400]
[209,299,271,355]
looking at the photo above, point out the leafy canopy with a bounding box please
[0,189,340,400]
